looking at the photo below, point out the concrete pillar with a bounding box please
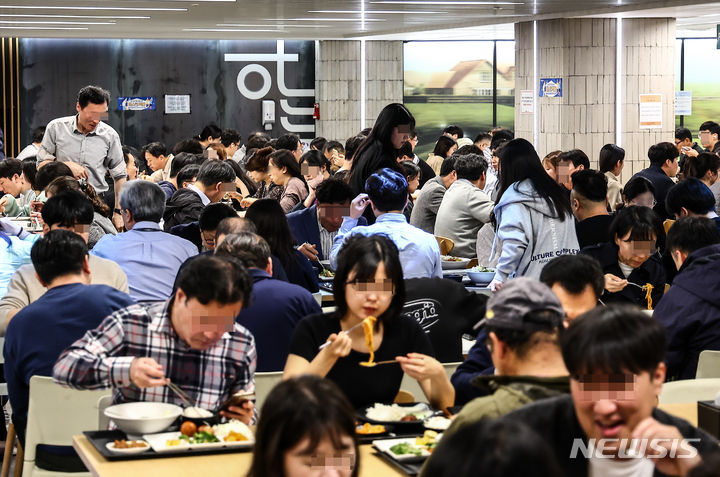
[515,18,675,184]
[315,40,403,142]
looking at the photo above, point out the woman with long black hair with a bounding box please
[245,199,318,293]
[349,104,415,219]
[490,139,579,289]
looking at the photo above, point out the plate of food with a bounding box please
[441,255,471,270]
[466,266,495,285]
[318,268,335,282]
[143,420,254,453]
[355,422,389,437]
[105,439,150,454]
[359,403,433,432]
[423,416,452,432]
[372,431,441,462]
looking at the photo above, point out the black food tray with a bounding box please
[83,430,252,461]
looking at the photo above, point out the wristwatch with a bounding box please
[114,208,122,214]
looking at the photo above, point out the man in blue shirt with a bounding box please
[215,232,321,371]
[329,168,442,279]
[4,230,134,445]
[92,180,197,302]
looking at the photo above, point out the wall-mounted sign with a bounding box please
[539,78,563,98]
[639,93,663,129]
[675,91,692,116]
[520,90,534,114]
[117,96,155,111]
[165,94,191,114]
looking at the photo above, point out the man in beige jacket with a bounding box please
[0,191,127,335]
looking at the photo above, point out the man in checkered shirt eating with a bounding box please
[53,254,257,424]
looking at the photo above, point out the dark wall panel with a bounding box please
[18,39,315,150]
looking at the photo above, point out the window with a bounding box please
[675,38,720,133]
[404,40,515,158]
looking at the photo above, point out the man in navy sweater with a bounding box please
[215,232,320,372]
[4,230,134,448]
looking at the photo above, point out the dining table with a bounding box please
[73,435,407,477]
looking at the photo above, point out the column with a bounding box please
[515,18,675,184]
[315,40,403,141]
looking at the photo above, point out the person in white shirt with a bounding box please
[15,126,45,160]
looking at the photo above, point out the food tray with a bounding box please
[83,430,253,461]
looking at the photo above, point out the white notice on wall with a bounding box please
[639,94,663,129]
[165,95,191,114]
[675,91,692,116]
[520,90,534,114]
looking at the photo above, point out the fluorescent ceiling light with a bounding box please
[217,23,328,28]
[308,10,446,14]
[183,28,287,32]
[0,5,187,12]
[0,20,115,24]
[371,1,522,4]
[0,14,149,19]
[1,25,88,29]
[266,17,385,22]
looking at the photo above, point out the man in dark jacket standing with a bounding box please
[632,142,679,220]
[163,160,236,231]
[503,306,719,477]
[653,217,720,380]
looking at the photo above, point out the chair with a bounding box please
[398,362,462,405]
[658,378,720,405]
[97,395,113,431]
[22,376,110,477]
[435,236,454,256]
[254,372,283,413]
[663,219,675,235]
[0,337,23,477]
[696,350,720,379]
[393,390,415,403]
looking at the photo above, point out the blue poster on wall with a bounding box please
[118,97,156,111]
[539,78,563,98]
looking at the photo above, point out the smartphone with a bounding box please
[220,391,256,411]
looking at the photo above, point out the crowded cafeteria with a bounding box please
[1,2,720,476]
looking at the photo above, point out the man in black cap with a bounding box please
[437,277,569,441]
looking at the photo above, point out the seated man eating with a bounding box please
[53,255,257,424]
[503,305,719,477]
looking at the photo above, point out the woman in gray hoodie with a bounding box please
[490,139,579,289]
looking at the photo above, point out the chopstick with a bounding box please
[167,380,194,408]
[318,320,365,350]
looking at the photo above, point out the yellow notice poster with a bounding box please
[639,94,663,129]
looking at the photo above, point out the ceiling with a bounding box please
[1,0,719,40]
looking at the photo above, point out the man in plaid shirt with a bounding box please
[53,254,257,424]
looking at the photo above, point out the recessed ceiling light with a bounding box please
[371,1,522,4]
[1,25,88,29]
[183,28,288,32]
[217,23,329,28]
[265,17,385,22]
[308,10,445,14]
[0,14,149,19]
[0,5,187,12]
[0,20,115,24]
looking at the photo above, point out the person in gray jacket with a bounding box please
[434,154,494,258]
[409,156,457,234]
[491,139,579,289]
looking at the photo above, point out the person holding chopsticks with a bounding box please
[283,234,454,411]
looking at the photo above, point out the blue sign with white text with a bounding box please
[539,78,563,98]
[118,96,156,111]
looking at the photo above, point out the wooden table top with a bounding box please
[73,435,407,477]
[657,402,697,426]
